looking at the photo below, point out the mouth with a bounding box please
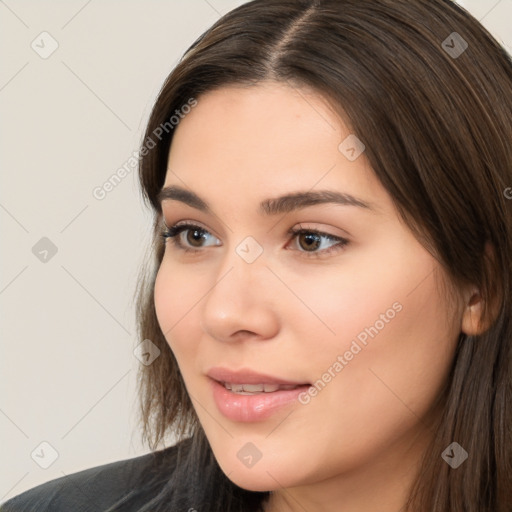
[220,382,305,394]
[206,367,311,422]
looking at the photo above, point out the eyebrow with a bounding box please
[157,185,376,215]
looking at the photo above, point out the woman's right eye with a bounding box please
[161,222,221,253]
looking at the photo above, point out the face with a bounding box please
[153,82,463,496]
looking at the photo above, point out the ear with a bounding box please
[460,242,501,336]
[460,288,486,336]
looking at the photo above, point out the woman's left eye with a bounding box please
[161,222,349,257]
[287,227,349,257]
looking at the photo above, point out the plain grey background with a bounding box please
[1,0,510,503]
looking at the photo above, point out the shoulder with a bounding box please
[0,440,186,512]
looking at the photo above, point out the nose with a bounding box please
[200,244,280,343]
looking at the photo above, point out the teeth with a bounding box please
[223,382,299,394]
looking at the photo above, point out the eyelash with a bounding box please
[160,222,349,259]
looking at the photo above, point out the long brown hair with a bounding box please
[134,1,512,510]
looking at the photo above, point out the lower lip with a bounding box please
[210,378,310,422]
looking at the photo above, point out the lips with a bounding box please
[209,379,311,422]
[206,367,311,420]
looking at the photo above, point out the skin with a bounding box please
[153,82,483,512]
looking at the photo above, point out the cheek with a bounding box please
[327,280,457,468]
[284,248,459,466]
[361,268,459,412]
[153,260,203,358]
[295,232,457,378]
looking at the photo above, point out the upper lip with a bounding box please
[207,367,310,386]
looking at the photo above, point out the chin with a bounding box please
[223,469,280,493]
[213,451,302,492]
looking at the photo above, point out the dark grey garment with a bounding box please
[0,442,180,512]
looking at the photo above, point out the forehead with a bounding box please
[166,81,343,168]
[162,82,390,217]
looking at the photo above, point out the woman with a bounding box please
[2,0,511,511]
